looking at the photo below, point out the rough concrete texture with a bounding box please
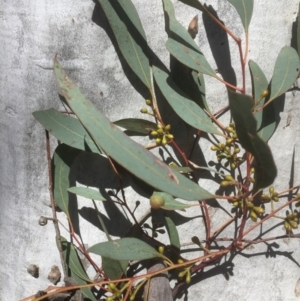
[1,0,300,300]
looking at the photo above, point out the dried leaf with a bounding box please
[188,15,198,39]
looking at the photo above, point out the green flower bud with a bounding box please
[289,221,298,229]
[185,270,191,284]
[231,162,236,169]
[269,186,274,195]
[211,145,218,151]
[284,221,292,231]
[224,175,234,181]
[161,136,167,145]
[178,271,186,278]
[140,108,148,113]
[150,131,158,137]
[145,99,152,106]
[226,138,233,145]
[157,128,163,135]
[166,134,174,140]
[220,180,232,187]
[250,210,257,222]
[246,202,254,209]
[158,246,165,254]
[155,138,161,145]
[261,194,270,200]
[261,90,269,98]
[165,124,171,131]
[272,197,279,202]
[150,195,165,209]
[253,206,264,214]
[234,147,240,154]
[226,126,234,133]
[232,132,237,139]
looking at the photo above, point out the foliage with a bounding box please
[24,1,300,300]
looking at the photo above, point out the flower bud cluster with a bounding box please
[150,124,174,146]
[261,186,279,203]
[284,212,299,232]
[211,123,242,169]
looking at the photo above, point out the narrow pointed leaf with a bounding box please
[227,0,253,33]
[102,257,128,280]
[113,118,157,135]
[97,0,151,91]
[249,60,268,130]
[163,0,216,78]
[152,191,192,211]
[33,109,101,153]
[269,46,300,102]
[53,144,80,216]
[153,66,220,135]
[88,238,161,261]
[61,237,97,300]
[164,216,180,249]
[68,186,106,201]
[54,58,213,201]
[228,90,277,189]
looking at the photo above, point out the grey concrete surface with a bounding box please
[1,0,300,300]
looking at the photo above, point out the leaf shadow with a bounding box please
[202,5,237,86]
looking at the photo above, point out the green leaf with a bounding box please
[163,0,216,78]
[68,186,106,201]
[227,0,253,33]
[54,58,214,201]
[113,118,157,135]
[177,0,205,12]
[228,90,277,189]
[61,237,97,301]
[152,191,192,211]
[248,60,269,130]
[97,0,152,92]
[88,238,161,261]
[53,144,80,216]
[164,216,180,250]
[269,46,300,102]
[153,66,220,135]
[33,109,101,153]
[102,257,128,280]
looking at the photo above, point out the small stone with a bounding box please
[27,264,39,278]
[48,265,61,285]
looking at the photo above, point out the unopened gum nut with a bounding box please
[150,195,165,209]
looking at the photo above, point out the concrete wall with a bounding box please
[1,0,300,300]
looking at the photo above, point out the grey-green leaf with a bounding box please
[97,0,152,92]
[54,58,214,201]
[165,216,180,250]
[248,60,269,130]
[33,109,101,153]
[228,90,277,189]
[53,144,80,216]
[269,46,300,102]
[102,257,128,280]
[153,66,220,135]
[88,238,161,261]
[163,0,216,78]
[152,191,192,211]
[61,237,97,300]
[68,187,106,201]
[227,0,254,33]
[113,118,157,135]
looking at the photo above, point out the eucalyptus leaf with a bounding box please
[54,58,214,201]
[88,238,161,261]
[163,0,216,78]
[153,66,220,135]
[152,191,193,211]
[227,0,254,33]
[228,90,277,189]
[33,109,101,153]
[248,60,268,130]
[52,144,80,216]
[113,118,157,135]
[269,46,300,102]
[97,0,152,92]
[68,186,106,201]
[61,237,97,300]
[102,257,128,280]
[177,0,205,12]
[164,216,181,250]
